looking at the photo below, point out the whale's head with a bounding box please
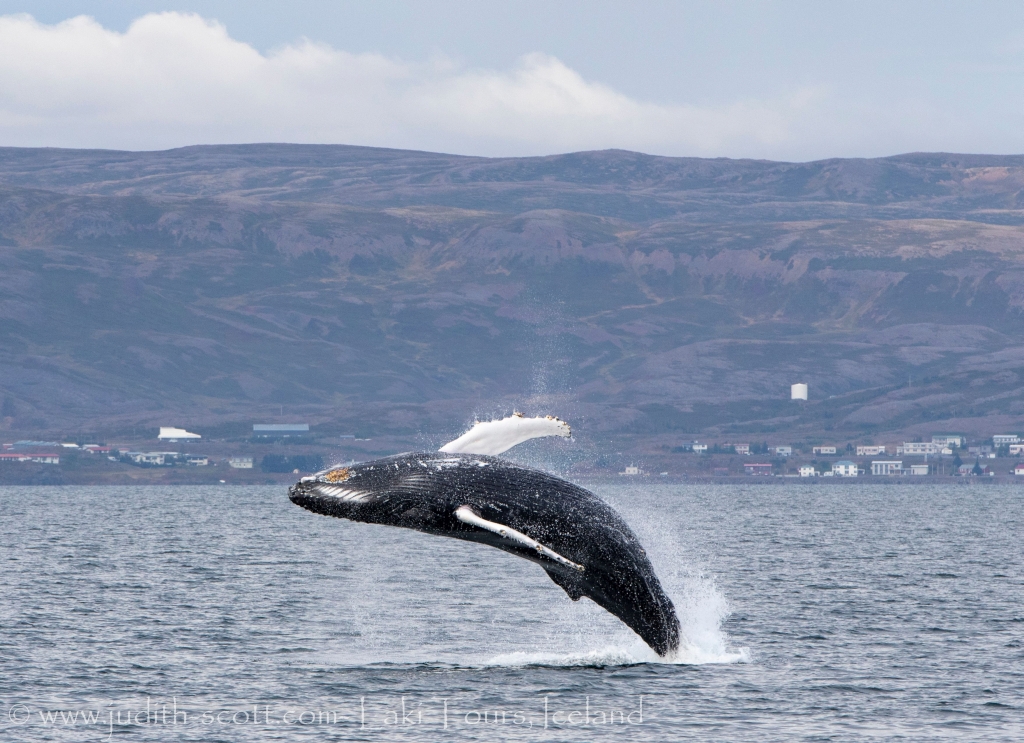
[288,453,446,525]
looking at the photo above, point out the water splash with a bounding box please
[669,575,750,665]
[483,646,655,667]
[484,637,748,668]
[599,482,751,666]
[464,481,752,668]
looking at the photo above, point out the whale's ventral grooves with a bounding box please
[289,452,681,656]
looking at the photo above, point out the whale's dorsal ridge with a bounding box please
[439,414,571,456]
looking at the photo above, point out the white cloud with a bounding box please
[0,12,893,158]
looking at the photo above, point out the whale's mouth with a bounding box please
[288,475,374,517]
[305,483,372,502]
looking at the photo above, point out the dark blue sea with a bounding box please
[1,482,1021,741]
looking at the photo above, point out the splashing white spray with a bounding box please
[476,472,750,667]
[609,482,750,665]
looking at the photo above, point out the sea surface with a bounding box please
[1,482,1021,741]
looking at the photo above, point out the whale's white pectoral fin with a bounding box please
[439,414,571,456]
[455,506,584,572]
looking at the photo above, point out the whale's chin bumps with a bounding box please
[290,480,371,506]
[288,424,681,657]
[288,461,385,517]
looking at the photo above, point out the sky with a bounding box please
[2,1,1024,160]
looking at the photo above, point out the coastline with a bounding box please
[2,466,1021,487]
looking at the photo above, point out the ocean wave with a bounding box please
[482,642,750,668]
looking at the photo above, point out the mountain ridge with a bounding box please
[1,144,1023,452]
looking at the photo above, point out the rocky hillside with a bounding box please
[1,145,1023,449]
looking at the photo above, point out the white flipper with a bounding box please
[455,506,584,572]
[439,414,571,456]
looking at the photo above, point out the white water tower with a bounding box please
[791,383,808,401]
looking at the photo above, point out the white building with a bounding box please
[734,444,750,455]
[127,452,177,465]
[621,465,641,476]
[857,445,887,456]
[773,446,792,457]
[791,383,808,400]
[932,435,964,448]
[897,442,940,456]
[993,434,1020,446]
[871,460,903,476]
[1014,463,1024,476]
[158,427,201,442]
[228,457,253,469]
[813,446,837,455]
[692,443,708,453]
[832,460,858,477]
[1009,444,1024,456]
[799,465,817,477]
[909,464,930,475]
[1,452,63,464]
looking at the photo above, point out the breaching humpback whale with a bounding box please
[288,414,681,656]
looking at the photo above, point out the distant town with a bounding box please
[654,433,1024,478]
[0,424,340,484]
[3,422,1024,484]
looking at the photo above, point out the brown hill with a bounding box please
[1,145,1023,451]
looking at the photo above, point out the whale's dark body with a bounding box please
[289,452,680,656]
